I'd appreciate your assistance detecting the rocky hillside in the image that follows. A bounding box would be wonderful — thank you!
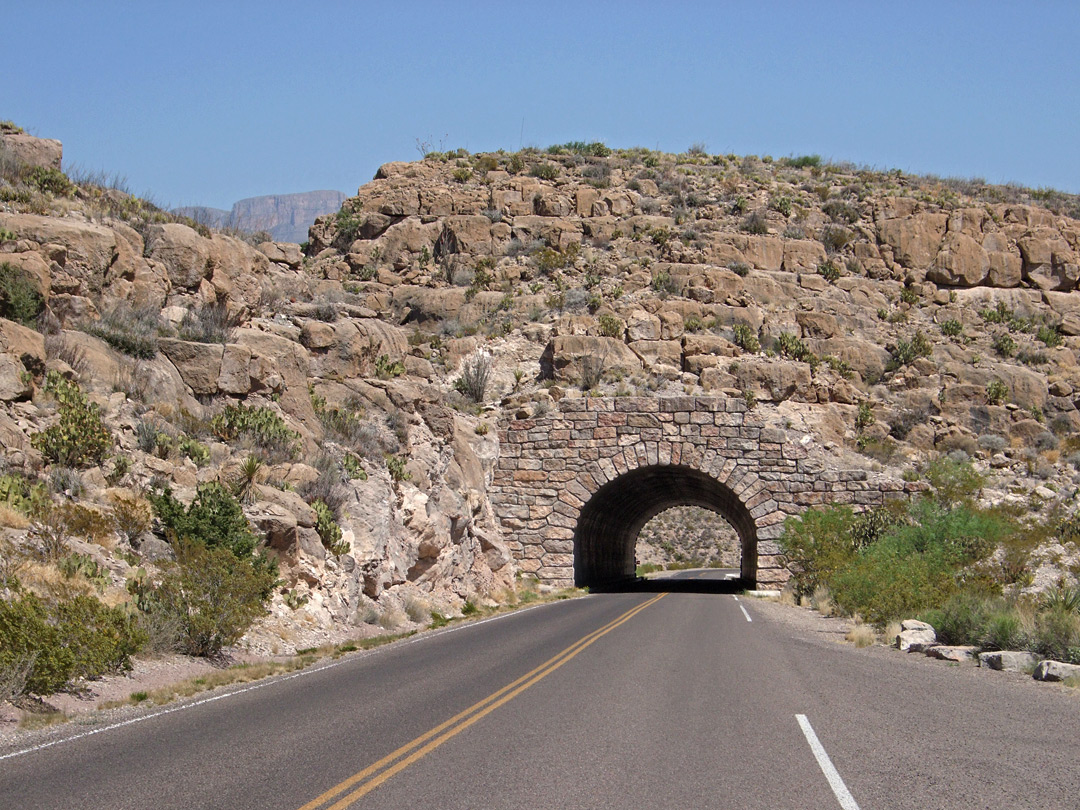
[176,190,347,243]
[2,132,1080,659]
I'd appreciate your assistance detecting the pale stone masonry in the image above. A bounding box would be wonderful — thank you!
[492,396,919,588]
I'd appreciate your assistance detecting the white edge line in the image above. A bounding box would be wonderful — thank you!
[738,604,753,622]
[732,595,739,602]
[796,714,861,810]
[0,598,563,763]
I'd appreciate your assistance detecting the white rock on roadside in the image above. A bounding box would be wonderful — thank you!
[1032,660,1080,682]
[978,651,1037,672]
[897,619,937,652]
[925,645,977,662]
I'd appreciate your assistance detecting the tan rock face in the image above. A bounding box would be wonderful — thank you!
[0,133,62,170]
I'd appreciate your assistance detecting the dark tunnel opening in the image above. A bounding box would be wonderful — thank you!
[573,465,758,589]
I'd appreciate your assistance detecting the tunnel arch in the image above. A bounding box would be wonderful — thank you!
[574,465,757,587]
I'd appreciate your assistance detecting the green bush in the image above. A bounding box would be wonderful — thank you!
[778,505,860,599]
[0,261,44,326]
[732,323,760,353]
[986,378,1009,406]
[26,166,74,197]
[149,482,259,560]
[940,319,963,337]
[0,590,145,697]
[992,332,1016,358]
[597,314,623,338]
[530,163,559,181]
[1033,608,1080,664]
[31,371,114,467]
[817,261,841,283]
[138,539,274,657]
[891,330,933,366]
[210,404,300,460]
[776,332,816,365]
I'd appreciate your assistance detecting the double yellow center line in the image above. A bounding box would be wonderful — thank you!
[298,593,667,810]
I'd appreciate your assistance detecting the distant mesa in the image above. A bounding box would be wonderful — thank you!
[176,190,347,243]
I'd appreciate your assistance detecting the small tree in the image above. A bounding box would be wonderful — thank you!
[143,539,275,658]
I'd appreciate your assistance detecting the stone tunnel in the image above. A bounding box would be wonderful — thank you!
[491,396,918,589]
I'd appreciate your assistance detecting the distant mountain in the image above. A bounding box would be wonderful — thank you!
[176,190,347,243]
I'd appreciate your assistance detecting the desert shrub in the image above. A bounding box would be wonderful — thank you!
[455,352,493,402]
[986,378,1009,405]
[1037,324,1063,348]
[817,260,841,283]
[0,590,145,697]
[177,300,237,344]
[924,457,985,506]
[940,319,963,337]
[385,454,411,482]
[26,166,74,197]
[918,591,999,645]
[0,261,44,326]
[778,505,860,599]
[31,371,114,467]
[0,472,49,517]
[732,323,760,353]
[109,492,153,543]
[980,607,1030,652]
[769,195,792,217]
[890,330,933,366]
[782,154,821,168]
[776,332,816,365]
[831,534,960,626]
[740,211,769,234]
[530,163,559,181]
[992,332,1016,358]
[1033,608,1080,664]
[312,499,348,555]
[149,482,259,560]
[820,225,852,253]
[178,435,210,466]
[81,304,160,358]
[137,539,274,658]
[210,404,300,460]
[547,141,611,157]
[597,314,623,338]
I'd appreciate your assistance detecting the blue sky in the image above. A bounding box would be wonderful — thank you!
[7,1,1079,209]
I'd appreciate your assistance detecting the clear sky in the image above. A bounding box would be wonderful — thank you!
[7,1,1079,210]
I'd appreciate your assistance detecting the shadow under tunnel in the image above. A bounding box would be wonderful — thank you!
[587,574,751,595]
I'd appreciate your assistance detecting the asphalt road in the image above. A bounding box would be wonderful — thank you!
[2,570,1078,809]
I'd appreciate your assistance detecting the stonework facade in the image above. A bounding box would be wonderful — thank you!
[492,396,919,588]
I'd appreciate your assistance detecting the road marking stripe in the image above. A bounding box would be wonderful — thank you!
[0,600,559,764]
[796,714,861,810]
[738,604,753,622]
[300,593,667,810]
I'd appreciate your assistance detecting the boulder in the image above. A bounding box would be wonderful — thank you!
[978,650,1037,672]
[878,212,948,274]
[732,358,813,403]
[927,232,989,287]
[925,645,977,663]
[1032,659,1080,682]
[540,335,642,383]
[0,133,62,170]
[897,619,937,652]
[159,338,224,395]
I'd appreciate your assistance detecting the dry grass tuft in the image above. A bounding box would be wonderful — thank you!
[846,623,876,648]
[0,504,29,529]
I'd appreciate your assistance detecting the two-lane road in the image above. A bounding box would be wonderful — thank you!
[3,571,1078,809]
